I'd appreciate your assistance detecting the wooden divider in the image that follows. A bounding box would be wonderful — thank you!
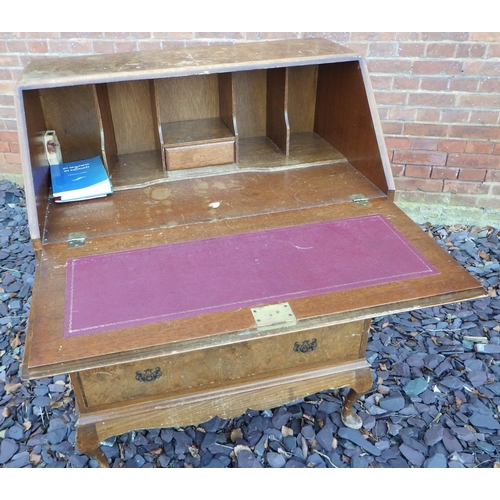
[22,60,390,203]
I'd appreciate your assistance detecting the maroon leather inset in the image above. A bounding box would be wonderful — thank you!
[64,215,438,337]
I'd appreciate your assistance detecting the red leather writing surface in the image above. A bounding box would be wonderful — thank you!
[64,215,438,337]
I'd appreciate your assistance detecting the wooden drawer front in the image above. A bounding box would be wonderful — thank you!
[165,140,235,170]
[78,320,366,409]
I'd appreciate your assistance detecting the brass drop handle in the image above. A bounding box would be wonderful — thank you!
[293,338,317,353]
[136,367,162,382]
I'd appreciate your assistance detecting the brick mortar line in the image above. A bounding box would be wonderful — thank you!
[1,55,498,72]
[3,47,499,56]
[369,71,500,78]
[1,35,499,45]
[383,119,500,127]
[378,111,500,119]
[421,122,500,128]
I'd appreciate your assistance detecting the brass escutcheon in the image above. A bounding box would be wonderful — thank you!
[293,338,317,353]
[135,367,162,383]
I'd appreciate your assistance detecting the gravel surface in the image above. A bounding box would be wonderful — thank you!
[1,179,499,468]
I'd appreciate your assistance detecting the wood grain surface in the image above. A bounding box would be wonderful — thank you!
[77,321,366,409]
[23,195,485,379]
[72,361,373,447]
[17,39,355,89]
[15,39,488,463]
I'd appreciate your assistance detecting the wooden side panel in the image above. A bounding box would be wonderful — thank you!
[107,80,157,155]
[315,61,389,193]
[233,70,267,139]
[218,73,236,135]
[288,65,318,133]
[218,72,239,164]
[156,74,219,124]
[94,83,117,173]
[148,80,162,152]
[20,89,50,239]
[150,80,167,171]
[39,85,102,163]
[266,67,289,155]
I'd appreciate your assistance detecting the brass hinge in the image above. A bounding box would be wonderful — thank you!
[68,232,86,248]
[350,193,371,207]
[251,302,297,330]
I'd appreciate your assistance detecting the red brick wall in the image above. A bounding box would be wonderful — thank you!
[1,32,499,215]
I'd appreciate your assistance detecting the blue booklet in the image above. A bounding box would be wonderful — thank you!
[50,156,113,203]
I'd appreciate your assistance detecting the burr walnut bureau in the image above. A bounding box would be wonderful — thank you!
[15,38,486,467]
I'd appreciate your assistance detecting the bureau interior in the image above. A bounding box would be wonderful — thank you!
[22,59,390,243]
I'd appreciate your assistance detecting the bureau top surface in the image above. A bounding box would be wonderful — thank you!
[16,38,356,89]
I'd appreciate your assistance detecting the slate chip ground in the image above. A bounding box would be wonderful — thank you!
[0,180,499,468]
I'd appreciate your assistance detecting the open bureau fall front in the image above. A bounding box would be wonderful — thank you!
[15,39,486,467]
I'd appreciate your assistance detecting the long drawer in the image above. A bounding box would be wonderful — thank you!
[77,320,368,409]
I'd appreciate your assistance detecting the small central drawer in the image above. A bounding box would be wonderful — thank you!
[77,320,367,409]
[165,140,235,171]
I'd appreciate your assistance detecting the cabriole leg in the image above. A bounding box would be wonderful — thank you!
[341,388,364,429]
[75,423,109,468]
[340,368,373,429]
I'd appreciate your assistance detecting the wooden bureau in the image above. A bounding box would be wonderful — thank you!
[15,38,486,467]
